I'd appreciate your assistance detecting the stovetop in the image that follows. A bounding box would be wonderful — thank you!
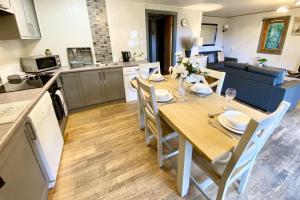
[0,74,54,93]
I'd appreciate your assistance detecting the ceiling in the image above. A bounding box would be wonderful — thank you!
[125,0,299,17]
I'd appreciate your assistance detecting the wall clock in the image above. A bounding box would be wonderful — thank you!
[181,18,188,27]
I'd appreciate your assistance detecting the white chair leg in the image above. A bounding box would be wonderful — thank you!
[145,126,151,146]
[238,161,255,193]
[216,182,229,200]
[157,140,163,167]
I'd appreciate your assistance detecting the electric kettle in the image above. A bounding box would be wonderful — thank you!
[121,51,131,62]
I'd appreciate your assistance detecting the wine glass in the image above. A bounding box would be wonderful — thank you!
[225,88,236,110]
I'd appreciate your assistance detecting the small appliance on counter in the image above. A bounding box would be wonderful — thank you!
[67,47,93,68]
[20,55,61,73]
[121,51,131,62]
[0,73,54,93]
[7,73,27,84]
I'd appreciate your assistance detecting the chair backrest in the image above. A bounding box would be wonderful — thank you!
[198,68,226,95]
[136,77,162,136]
[139,62,161,79]
[223,101,290,182]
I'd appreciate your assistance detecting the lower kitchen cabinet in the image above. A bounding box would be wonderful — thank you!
[103,68,125,101]
[60,68,125,110]
[60,73,85,110]
[0,122,48,200]
[80,71,106,105]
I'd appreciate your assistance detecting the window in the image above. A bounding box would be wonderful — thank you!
[201,23,218,46]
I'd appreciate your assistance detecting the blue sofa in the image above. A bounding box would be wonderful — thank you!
[208,61,300,112]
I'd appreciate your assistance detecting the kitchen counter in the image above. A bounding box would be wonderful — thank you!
[0,72,61,152]
[0,60,147,152]
[52,60,147,74]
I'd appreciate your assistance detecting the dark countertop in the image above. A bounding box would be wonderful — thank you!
[0,60,147,152]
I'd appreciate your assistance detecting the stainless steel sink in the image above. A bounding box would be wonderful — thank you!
[96,62,121,68]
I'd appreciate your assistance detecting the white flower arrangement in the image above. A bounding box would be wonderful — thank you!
[169,55,207,80]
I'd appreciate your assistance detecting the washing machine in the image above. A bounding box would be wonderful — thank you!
[123,66,139,102]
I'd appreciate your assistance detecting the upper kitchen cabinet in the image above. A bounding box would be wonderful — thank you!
[0,0,41,40]
[0,0,14,14]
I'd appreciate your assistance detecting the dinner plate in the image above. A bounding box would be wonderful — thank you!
[149,74,164,82]
[190,86,213,95]
[222,110,250,131]
[218,114,244,135]
[156,93,174,102]
[190,83,213,95]
[155,89,173,102]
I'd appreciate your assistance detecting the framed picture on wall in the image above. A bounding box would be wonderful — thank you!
[257,16,290,55]
[201,23,218,46]
[292,17,300,36]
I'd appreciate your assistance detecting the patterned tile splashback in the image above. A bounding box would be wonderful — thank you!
[86,0,113,63]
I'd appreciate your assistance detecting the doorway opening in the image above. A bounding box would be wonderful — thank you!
[146,10,177,75]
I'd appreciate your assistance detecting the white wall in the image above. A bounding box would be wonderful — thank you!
[106,0,203,62]
[0,0,94,82]
[200,16,227,52]
[223,8,300,71]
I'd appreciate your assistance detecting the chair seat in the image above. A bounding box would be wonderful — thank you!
[192,150,228,182]
[193,149,252,185]
[146,118,174,136]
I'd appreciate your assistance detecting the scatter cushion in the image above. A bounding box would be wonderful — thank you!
[218,51,225,62]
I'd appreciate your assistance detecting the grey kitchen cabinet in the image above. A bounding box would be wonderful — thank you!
[80,70,106,106]
[0,122,48,200]
[0,0,41,40]
[103,68,125,101]
[60,68,125,110]
[60,73,86,110]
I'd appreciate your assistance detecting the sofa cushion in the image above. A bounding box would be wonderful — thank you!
[225,62,248,70]
[223,67,277,85]
[247,66,285,85]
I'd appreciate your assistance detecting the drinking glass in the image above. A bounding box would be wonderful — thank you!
[225,88,236,110]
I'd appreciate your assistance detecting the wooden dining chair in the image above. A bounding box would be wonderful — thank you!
[191,101,290,200]
[198,68,226,96]
[139,62,161,79]
[136,77,178,167]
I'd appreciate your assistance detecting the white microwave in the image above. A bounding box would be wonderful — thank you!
[21,55,61,73]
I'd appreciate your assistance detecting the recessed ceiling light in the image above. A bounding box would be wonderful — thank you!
[276,5,289,13]
[184,4,223,12]
[296,0,300,6]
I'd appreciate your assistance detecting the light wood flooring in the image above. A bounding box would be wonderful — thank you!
[49,102,300,200]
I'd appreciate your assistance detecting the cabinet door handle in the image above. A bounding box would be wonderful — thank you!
[27,23,34,35]
[0,177,5,190]
[60,76,64,85]
[26,121,37,140]
[99,71,102,81]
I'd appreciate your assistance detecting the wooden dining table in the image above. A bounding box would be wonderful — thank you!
[131,77,267,197]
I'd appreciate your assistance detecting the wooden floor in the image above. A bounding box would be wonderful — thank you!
[49,102,300,200]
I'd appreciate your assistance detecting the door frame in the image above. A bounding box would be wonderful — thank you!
[145,9,178,66]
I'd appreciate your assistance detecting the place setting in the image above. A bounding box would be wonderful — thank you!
[155,88,176,104]
[189,83,213,97]
[207,88,251,138]
[148,73,165,82]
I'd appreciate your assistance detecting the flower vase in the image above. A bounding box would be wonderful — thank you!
[185,50,191,58]
[178,78,186,96]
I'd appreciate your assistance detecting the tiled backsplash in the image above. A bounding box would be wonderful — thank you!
[86,0,113,63]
